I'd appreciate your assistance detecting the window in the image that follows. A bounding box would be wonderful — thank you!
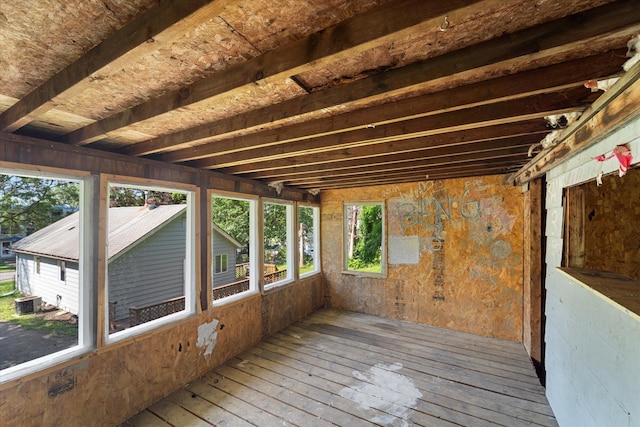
[344,202,385,275]
[211,193,257,302]
[1,241,10,256]
[264,201,294,288]
[106,182,195,342]
[0,170,87,383]
[563,168,640,279]
[298,205,320,276]
[59,261,66,282]
[215,254,228,273]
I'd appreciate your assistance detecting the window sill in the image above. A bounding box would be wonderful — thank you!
[341,270,387,279]
[557,267,640,318]
[211,289,260,307]
[0,345,91,385]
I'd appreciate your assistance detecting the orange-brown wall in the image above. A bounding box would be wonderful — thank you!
[321,176,524,341]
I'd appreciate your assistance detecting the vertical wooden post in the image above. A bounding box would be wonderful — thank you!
[523,177,545,383]
[563,186,585,268]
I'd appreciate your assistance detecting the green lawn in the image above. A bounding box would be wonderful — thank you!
[0,279,77,338]
[0,261,15,272]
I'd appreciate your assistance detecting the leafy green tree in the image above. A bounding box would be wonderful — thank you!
[263,202,287,265]
[109,187,144,207]
[298,206,315,265]
[212,197,251,261]
[0,175,79,235]
[352,204,382,267]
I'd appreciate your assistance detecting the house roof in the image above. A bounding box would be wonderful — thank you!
[1,1,637,191]
[11,205,187,261]
[213,224,242,249]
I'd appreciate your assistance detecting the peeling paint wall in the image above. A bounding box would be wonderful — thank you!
[321,175,524,341]
[544,117,640,427]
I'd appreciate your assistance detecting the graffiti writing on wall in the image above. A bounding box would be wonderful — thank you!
[389,180,515,252]
[388,179,519,290]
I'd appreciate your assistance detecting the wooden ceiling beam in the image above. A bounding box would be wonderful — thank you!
[187,87,595,169]
[290,160,520,188]
[512,59,640,184]
[279,147,530,184]
[221,121,547,174]
[127,0,638,158]
[123,50,625,157]
[243,136,538,180]
[0,0,227,133]
[65,0,484,146]
[299,167,512,190]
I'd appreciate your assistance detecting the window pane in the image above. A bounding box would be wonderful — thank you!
[1,173,80,371]
[212,195,254,300]
[264,202,292,287]
[107,185,190,335]
[344,203,384,274]
[299,205,319,275]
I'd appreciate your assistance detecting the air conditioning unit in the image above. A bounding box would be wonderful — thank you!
[15,296,42,314]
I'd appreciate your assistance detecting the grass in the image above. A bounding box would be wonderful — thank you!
[0,279,77,338]
[0,261,15,272]
[348,263,383,274]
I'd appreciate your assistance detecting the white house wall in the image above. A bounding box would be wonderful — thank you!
[108,215,186,322]
[16,254,79,315]
[545,117,640,426]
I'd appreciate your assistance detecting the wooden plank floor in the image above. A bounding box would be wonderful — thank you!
[123,309,557,426]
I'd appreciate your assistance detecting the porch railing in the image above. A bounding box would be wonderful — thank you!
[129,296,185,327]
[212,265,288,300]
[212,279,250,300]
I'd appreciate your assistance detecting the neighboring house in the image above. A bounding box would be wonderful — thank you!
[212,224,242,288]
[11,204,241,323]
[0,234,21,260]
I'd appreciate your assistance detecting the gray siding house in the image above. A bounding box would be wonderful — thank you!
[12,204,240,323]
[212,224,242,289]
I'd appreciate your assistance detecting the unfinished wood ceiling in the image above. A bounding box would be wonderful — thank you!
[1,0,638,191]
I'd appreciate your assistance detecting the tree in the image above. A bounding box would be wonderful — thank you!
[212,197,251,261]
[351,204,382,267]
[263,202,287,265]
[0,175,79,235]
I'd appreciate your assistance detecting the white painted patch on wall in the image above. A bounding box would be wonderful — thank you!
[339,362,422,426]
[196,319,219,357]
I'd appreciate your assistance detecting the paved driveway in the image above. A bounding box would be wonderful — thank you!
[0,270,15,282]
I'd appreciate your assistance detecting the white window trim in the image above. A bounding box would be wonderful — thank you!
[299,204,320,278]
[264,199,295,290]
[0,168,91,384]
[211,192,259,306]
[105,180,196,345]
[342,201,387,277]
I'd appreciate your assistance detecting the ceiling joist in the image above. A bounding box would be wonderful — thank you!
[1,0,638,192]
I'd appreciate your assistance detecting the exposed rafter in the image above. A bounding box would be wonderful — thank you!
[1,0,637,192]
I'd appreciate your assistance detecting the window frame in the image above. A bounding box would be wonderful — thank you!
[342,201,386,277]
[104,179,197,345]
[59,260,66,282]
[263,199,295,290]
[0,167,91,384]
[210,191,259,306]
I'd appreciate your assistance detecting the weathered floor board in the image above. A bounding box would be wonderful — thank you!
[123,309,557,427]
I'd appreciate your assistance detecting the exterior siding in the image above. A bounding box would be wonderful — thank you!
[212,228,238,288]
[545,117,640,427]
[108,214,186,322]
[16,254,80,314]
